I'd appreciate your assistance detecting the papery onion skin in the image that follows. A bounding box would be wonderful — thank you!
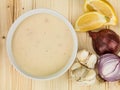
[89,29,120,55]
[97,53,120,82]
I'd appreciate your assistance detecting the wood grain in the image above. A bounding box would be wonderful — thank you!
[0,0,13,90]
[0,0,120,90]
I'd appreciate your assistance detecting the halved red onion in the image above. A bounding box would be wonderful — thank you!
[97,53,120,82]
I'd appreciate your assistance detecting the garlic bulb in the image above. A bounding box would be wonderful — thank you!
[77,49,97,68]
[77,70,96,86]
[71,62,96,85]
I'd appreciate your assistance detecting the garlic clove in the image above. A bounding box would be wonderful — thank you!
[71,66,87,81]
[77,78,96,86]
[79,66,88,78]
[87,54,97,68]
[77,49,89,62]
[84,69,96,80]
[77,49,97,69]
[72,68,81,80]
[71,62,82,80]
[71,65,96,80]
[78,69,96,86]
[71,62,81,71]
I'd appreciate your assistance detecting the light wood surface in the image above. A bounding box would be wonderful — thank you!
[0,0,120,90]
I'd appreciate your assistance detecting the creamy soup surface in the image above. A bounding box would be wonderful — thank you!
[12,13,73,77]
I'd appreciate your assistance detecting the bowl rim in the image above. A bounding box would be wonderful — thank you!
[6,8,78,80]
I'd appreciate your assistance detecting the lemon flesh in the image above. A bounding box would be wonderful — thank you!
[84,0,118,25]
[75,12,107,32]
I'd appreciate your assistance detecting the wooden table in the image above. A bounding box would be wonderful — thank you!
[0,0,120,90]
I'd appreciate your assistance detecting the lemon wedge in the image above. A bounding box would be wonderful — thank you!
[84,0,118,25]
[75,12,107,32]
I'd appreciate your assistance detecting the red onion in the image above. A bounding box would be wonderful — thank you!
[97,53,120,82]
[89,29,120,55]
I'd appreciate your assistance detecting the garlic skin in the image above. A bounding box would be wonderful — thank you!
[77,69,96,86]
[71,62,82,71]
[77,50,97,68]
[71,62,96,85]
[87,54,97,68]
[77,78,96,86]
[77,50,89,61]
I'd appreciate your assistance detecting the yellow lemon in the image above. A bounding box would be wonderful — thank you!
[75,12,107,32]
[84,0,118,25]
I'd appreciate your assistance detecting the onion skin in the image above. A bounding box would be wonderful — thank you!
[97,53,120,82]
[89,29,120,55]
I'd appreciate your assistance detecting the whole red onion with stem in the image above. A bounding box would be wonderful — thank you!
[89,29,120,55]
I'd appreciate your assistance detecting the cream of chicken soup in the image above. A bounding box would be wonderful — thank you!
[12,13,74,77]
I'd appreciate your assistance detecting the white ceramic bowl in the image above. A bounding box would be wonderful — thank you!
[6,9,78,80]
